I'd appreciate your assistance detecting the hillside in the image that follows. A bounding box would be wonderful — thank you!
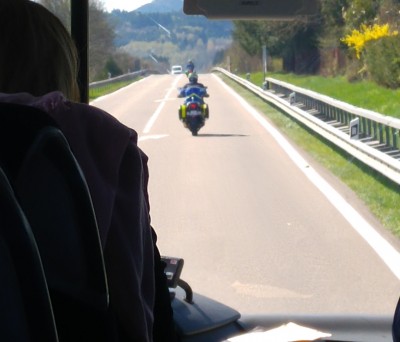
[107,3,232,72]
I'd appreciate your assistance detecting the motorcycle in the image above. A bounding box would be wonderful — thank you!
[185,62,195,76]
[178,85,209,136]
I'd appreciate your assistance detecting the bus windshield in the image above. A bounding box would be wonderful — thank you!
[7,1,400,341]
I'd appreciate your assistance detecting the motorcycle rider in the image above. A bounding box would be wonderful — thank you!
[178,72,209,120]
[179,72,206,94]
[185,59,195,75]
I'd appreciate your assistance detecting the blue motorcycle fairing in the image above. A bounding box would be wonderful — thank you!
[179,85,208,102]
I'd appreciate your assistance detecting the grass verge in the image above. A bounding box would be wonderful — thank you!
[89,79,139,101]
[247,72,400,118]
[221,74,400,235]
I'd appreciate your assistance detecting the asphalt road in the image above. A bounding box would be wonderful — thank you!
[92,73,400,316]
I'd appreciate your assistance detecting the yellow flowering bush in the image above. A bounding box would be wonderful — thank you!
[341,24,398,59]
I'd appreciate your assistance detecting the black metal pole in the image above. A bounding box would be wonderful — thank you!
[71,0,89,103]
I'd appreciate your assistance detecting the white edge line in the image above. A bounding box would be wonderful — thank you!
[213,74,400,280]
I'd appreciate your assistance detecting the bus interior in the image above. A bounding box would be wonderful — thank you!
[1,0,399,341]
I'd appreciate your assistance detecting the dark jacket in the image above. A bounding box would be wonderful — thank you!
[0,91,176,342]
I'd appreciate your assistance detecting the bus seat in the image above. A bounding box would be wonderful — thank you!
[0,167,58,342]
[0,103,110,342]
[393,297,400,341]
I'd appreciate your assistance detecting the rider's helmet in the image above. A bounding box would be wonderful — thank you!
[188,72,198,84]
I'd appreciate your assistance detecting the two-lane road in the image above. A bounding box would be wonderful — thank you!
[93,73,400,316]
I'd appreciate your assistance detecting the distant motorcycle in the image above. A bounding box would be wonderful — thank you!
[185,61,195,76]
[178,85,209,136]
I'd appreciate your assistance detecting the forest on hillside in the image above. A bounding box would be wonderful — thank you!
[108,10,233,73]
[38,0,232,79]
[39,0,400,89]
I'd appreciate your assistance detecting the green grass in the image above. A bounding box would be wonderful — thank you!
[222,73,400,235]
[89,79,138,100]
[246,72,400,118]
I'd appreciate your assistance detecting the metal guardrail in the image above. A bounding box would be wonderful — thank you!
[89,70,147,97]
[213,67,400,185]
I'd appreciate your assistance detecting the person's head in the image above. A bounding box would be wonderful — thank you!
[0,0,80,101]
[188,72,198,84]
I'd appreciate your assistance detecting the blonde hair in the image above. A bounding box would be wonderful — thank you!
[0,0,80,101]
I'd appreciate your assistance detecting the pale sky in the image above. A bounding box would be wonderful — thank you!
[101,0,152,12]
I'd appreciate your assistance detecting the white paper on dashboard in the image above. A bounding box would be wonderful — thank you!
[227,322,332,342]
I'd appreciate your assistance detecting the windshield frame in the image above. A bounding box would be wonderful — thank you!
[71,0,88,104]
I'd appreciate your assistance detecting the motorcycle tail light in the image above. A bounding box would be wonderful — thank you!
[189,103,198,110]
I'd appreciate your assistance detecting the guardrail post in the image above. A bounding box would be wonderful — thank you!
[379,123,384,144]
[361,117,366,138]
[385,126,390,146]
[367,120,372,137]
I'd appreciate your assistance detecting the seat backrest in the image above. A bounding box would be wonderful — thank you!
[393,297,400,341]
[0,167,58,342]
[0,102,109,342]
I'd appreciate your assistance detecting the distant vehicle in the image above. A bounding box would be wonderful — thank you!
[171,65,183,74]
